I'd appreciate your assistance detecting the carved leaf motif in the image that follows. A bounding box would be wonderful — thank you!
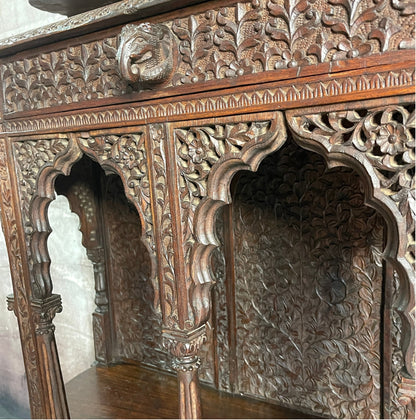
[266,0,319,67]
[232,143,384,417]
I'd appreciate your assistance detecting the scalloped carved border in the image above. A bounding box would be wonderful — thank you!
[286,100,415,414]
[3,66,414,134]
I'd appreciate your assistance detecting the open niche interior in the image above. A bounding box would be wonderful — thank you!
[52,134,386,419]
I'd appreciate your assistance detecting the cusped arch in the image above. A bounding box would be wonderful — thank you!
[285,100,415,383]
[20,131,157,308]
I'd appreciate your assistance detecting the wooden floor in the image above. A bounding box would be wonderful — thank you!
[66,363,320,419]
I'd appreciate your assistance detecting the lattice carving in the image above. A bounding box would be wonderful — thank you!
[2,0,414,113]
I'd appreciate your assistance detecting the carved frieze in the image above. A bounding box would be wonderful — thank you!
[3,67,414,134]
[2,0,414,114]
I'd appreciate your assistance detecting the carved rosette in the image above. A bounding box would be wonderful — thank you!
[287,101,415,416]
[173,112,287,329]
[75,130,159,309]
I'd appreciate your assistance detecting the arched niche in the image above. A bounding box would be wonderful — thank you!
[11,130,163,368]
[183,102,414,418]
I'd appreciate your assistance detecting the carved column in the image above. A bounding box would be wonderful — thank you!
[163,327,206,419]
[31,295,69,418]
[55,166,114,365]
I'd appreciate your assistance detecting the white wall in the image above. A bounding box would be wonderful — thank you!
[0,0,62,40]
[0,2,95,416]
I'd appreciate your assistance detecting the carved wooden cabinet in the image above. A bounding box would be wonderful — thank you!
[0,0,414,418]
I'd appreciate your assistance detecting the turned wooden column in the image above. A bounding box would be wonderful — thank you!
[163,327,206,419]
[7,294,69,418]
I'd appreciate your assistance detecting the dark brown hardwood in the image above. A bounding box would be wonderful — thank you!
[0,0,414,418]
[66,363,320,419]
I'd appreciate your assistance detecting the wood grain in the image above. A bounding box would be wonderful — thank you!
[66,363,320,419]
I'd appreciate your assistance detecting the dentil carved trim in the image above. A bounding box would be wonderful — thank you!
[287,101,415,396]
[116,23,176,86]
[75,130,159,309]
[172,112,287,329]
[3,67,414,134]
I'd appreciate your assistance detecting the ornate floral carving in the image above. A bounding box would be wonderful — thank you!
[2,0,414,113]
[116,23,175,86]
[76,130,159,306]
[13,136,82,299]
[287,101,415,411]
[173,112,286,329]
[0,138,43,417]
[102,174,168,369]
[2,37,128,114]
[4,66,414,134]
[231,142,384,418]
[147,124,178,327]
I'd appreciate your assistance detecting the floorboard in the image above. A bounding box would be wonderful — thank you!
[66,363,321,419]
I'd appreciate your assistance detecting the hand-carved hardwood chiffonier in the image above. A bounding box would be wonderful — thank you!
[0,0,414,418]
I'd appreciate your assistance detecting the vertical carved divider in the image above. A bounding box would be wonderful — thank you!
[10,134,84,418]
[159,111,287,418]
[0,136,45,418]
[286,98,415,418]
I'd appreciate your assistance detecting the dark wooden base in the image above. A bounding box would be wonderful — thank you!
[66,363,320,419]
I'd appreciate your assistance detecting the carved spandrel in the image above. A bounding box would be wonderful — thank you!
[172,112,287,330]
[75,131,159,311]
[12,136,83,300]
[2,0,414,114]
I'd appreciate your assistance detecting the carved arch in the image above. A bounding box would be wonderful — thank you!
[285,99,415,411]
[173,112,287,328]
[13,130,158,308]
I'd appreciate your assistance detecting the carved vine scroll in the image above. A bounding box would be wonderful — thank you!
[287,101,415,416]
[2,0,414,114]
[171,111,287,330]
